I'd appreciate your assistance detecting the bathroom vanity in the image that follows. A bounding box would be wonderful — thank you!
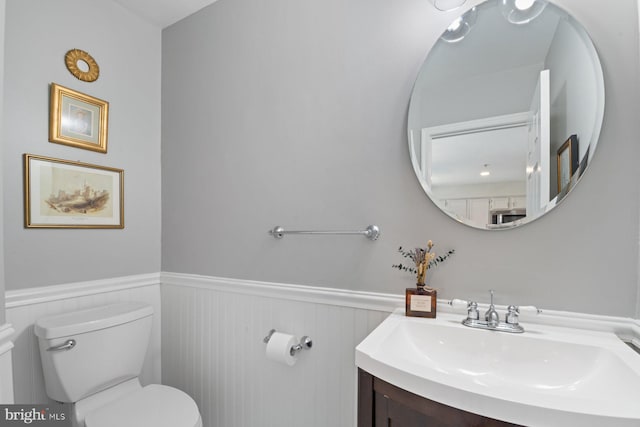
[355,309,640,427]
[358,369,516,426]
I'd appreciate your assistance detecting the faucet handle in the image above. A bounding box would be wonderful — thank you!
[505,305,519,325]
[448,299,469,310]
[518,306,542,315]
[466,301,479,320]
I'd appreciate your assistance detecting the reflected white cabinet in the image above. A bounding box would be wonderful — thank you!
[444,195,526,226]
[509,196,526,209]
[444,199,467,220]
[468,199,490,226]
[490,196,526,211]
[489,197,509,211]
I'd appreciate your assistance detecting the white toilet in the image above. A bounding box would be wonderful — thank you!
[34,302,202,427]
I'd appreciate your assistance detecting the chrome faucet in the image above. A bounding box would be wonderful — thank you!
[484,290,500,328]
[451,291,540,334]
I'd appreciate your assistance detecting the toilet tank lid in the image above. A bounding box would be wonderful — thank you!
[34,302,153,339]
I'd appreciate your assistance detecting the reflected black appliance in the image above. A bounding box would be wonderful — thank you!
[490,208,526,225]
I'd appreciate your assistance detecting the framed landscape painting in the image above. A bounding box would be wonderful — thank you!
[24,154,124,228]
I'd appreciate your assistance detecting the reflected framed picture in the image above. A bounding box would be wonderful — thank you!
[24,154,124,229]
[556,134,579,193]
[49,83,109,153]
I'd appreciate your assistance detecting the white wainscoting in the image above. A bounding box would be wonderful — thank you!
[161,273,402,427]
[5,271,638,426]
[6,273,162,404]
[0,323,15,403]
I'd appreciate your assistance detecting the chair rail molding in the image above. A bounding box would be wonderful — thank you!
[5,272,161,308]
[161,272,640,337]
[161,272,404,312]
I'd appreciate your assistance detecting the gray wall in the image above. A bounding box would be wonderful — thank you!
[413,62,543,128]
[637,0,640,320]
[0,0,6,323]
[546,18,601,197]
[162,0,640,317]
[2,0,162,290]
[546,18,600,161]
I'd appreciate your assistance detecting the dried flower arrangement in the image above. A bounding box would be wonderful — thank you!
[392,240,454,287]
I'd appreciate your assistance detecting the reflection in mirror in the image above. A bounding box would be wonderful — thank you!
[408,0,604,230]
[430,0,468,12]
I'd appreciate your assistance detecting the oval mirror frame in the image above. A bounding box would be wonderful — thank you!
[407,0,604,230]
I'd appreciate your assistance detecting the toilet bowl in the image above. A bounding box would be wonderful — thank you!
[34,302,202,427]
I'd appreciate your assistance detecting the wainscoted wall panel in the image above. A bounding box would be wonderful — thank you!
[6,275,162,404]
[161,275,395,427]
[0,324,15,403]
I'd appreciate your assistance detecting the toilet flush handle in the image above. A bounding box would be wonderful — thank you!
[47,339,76,351]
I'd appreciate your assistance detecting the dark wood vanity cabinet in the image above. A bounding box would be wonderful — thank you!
[358,369,520,427]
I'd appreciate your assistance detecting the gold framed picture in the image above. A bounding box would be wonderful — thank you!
[24,154,124,229]
[49,83,109,153]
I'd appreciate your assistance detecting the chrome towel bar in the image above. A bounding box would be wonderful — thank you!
[268,225,380,241]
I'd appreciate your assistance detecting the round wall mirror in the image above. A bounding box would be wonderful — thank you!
[407,0,604,230]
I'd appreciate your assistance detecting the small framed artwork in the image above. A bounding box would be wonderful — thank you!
[24,154,124,229]
[49,83,109,153]
[556,134,579,193]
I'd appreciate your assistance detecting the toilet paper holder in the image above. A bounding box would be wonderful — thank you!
[263,329,313,356]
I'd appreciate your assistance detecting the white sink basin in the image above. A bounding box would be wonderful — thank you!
[356,310,640,427]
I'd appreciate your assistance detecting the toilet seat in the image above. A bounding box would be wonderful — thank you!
[85,384,202,427]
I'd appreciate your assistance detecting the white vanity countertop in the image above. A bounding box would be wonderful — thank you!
[355,309,640,427]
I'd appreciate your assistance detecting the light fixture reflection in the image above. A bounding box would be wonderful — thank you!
[500,0,548,25]
[430,0,467,12]
[440,7,478,43]
[515,0,535,9]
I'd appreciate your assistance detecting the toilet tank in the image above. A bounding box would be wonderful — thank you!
[34,302,154,403]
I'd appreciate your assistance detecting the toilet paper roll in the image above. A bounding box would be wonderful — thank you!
[266,332,298,366]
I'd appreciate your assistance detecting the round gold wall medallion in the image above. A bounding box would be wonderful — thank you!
[65,49,100,82]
